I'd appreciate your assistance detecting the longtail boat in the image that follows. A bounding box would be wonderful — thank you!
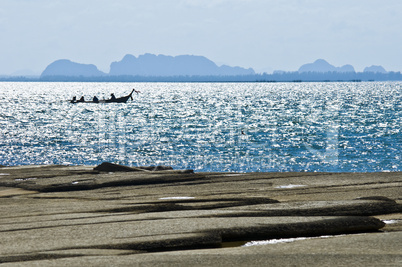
[70,89,139,103]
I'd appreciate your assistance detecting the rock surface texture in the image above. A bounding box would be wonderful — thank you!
[0,164,401,266]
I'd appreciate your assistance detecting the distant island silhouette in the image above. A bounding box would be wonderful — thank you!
[363,65,387,74]
[298,59,355,73]
[40,54,254,79]
[41,59,106,77]
[1,54,401,82]
[109,54,255,76]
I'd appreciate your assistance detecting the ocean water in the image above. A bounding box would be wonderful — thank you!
[0,82,401,172]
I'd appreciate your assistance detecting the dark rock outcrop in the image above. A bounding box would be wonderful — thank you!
[93,162,174,172]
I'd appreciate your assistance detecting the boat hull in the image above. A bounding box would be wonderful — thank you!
[70,90,134,104]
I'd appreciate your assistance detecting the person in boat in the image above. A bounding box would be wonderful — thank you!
[70,96,77,103]
[110,93,116,101]
[78,96,85,102]
[93,96,99,103]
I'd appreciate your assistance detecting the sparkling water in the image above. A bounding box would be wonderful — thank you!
[0,82,401,172]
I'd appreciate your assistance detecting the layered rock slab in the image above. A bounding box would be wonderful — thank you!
[0,164,401,265]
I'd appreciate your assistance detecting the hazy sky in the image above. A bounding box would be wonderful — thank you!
[1,0,401,75]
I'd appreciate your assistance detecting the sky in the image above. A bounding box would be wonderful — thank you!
[1,0,402,75]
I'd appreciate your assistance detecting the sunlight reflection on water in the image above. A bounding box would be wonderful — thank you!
[0,82,401,172]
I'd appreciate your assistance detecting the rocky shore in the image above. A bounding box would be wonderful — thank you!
[0,163,401,266]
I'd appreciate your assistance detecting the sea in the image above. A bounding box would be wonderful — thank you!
[0,82,401,173]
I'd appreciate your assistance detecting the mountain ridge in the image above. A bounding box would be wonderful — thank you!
[39,55,390,79]
[41,54,255,78]
[363,65,387,73]
[298,59,356,73]
[41,59,106,77]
